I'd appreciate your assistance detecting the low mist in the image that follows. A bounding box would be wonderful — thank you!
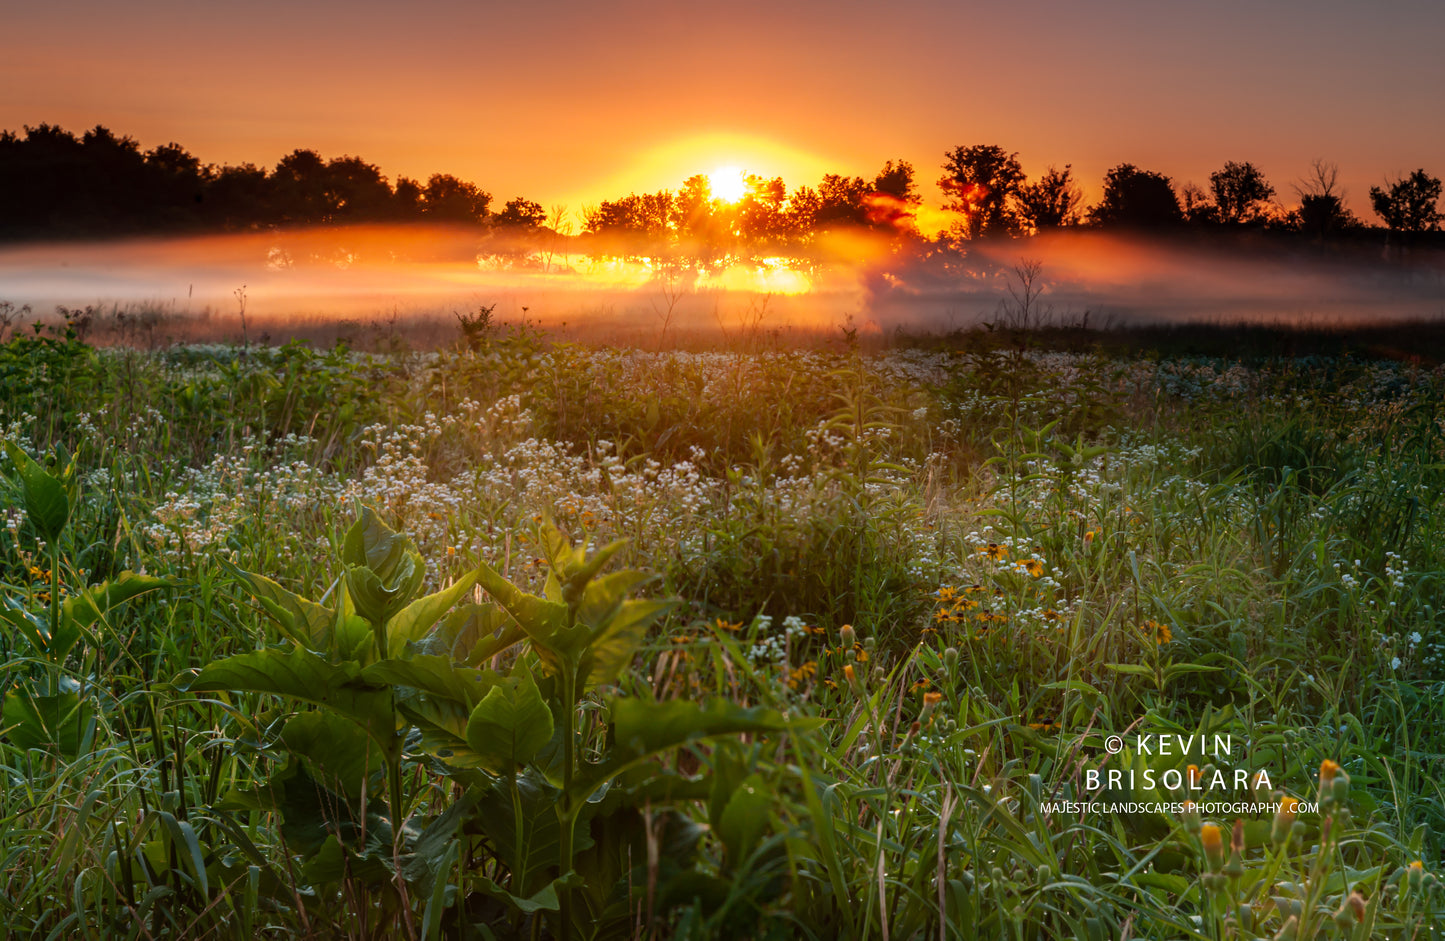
[1,225,1441,346]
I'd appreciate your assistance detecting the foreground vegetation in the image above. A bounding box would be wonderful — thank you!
[2,316,1443,938]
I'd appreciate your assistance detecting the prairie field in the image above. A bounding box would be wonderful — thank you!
[1,314,1443,939]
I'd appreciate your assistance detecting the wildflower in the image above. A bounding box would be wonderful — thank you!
[1272,795,1299,845]
[1142,619,1172,645]
[921,690,943,723]
[1022,559,1044,577]
[1390,656,1401,670]
[1083,529,1097,543]
[912,677,932,691]
[714,618,743,632]
[1200,822,1224,871]
[840,624,856,647]
[1186,764,1200,789]
[844,663,863,694]
[936,585,956,602]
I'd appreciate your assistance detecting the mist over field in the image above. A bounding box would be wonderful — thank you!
[2,224,1441,343]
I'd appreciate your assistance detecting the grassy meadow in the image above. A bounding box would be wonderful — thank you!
[1,311,1443,939]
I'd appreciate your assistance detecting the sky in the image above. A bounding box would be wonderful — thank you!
[4,0,1444,217]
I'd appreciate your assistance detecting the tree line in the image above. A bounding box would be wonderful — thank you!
[1,124,1440,255]
[0,124,541,237]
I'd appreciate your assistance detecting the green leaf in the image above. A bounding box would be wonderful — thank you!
[177,647,396,754]
[385,569,480,657]
[280,710,384,805]
[2,689,92,757]
[716,772,772,865]
[363,655,496,709]
[54,572,173,661]
[571,698,810,804]
[576,570,654,628]
[474,562,570,653]
[346,559,424,632]
[560,538,628,604]
[1104,663,1156,678]
[465,665,554,774]
[341,507,411,577]
[225,563,333,649]
[2,441,72,543]
[583,599,674,688]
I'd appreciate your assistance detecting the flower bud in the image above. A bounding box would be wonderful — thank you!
[1181,800,1201,834]
[1201,822,1224,871]
[920,690,943,723]
[840,624,856,648]
[844,663,863,695]
[943,646,959,672]
[1272,796,1299,845]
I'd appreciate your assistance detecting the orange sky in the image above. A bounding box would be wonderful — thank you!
[4,0,1443,220]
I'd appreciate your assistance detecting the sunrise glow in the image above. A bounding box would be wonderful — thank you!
[707,167,748,203]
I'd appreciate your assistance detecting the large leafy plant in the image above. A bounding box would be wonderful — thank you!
[2,441,170,758]
[177,509,808,938]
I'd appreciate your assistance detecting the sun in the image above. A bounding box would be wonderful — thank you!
[707,166,748,203]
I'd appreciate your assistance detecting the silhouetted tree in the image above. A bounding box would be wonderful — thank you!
[271,149,341,224]
[1015,164,1082,231]
[495,197,546,228]
[1178,182,1219,224]
[939,145,1024,238]
[1209,161,1276,224]
[1370,169,1442,234]
[584,191,673,240]
[394,176,424,218]
[324,155,393,221]
[1292,159,1357,239]
[873,160,920,204]
[785,185,824,238]
[423,173,491,223]
[734,175,789,245]
[206,163,271,229]
[1090,164,1183,228]
[813,174,872,229]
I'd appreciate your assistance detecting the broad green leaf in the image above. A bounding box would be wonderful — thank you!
[280,710,383,805]
[560,538,628,603]
[576,570,654,628]
[716,773,772,865]
[177,647,396,753]
[54,572,173,661]
[3,441,72,543]
[224,563,332,649]
[2,689,92,757]
[346,559,424,631]
[474,562,570,651]
[385,569,480,657]
[475,875,562,914]
[363,655,496,709]
[341,507,410,576]
[571,698,812,804]
[421,603,520,665]
[583,599,674,688]
[0,603,49,655]
[465,665,553,773]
